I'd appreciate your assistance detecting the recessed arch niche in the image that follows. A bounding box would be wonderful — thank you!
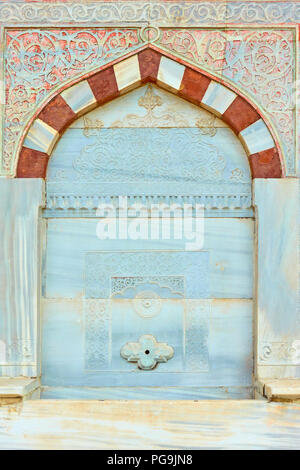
[41,79,254,399]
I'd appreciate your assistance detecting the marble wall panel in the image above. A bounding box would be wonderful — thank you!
[0,179,44,377]
[254,179,299,379]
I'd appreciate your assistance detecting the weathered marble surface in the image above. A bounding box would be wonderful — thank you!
[254,179,299,378]
[0,400,300,450]
[42,210,253,396]
[0,179,44,377]
[262,379,300,402]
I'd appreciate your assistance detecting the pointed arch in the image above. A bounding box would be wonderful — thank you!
[16,46,284,179]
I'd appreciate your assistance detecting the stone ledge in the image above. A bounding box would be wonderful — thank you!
[259,379,300,402]
[0,378,40,403]
[1,400,300,449]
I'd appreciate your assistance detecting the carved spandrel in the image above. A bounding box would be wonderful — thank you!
[3,27,296,176]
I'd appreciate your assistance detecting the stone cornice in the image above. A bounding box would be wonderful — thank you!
[0,2,299,26]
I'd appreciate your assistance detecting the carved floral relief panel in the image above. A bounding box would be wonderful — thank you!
[46,85,252,213]
[159,29,296,175]
[2,26,297,176]
[3,28,144,174]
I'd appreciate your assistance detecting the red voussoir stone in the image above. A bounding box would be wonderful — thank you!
[138,49,161,83]
[16,147,49,178]
[178,68,211,105]
[249,148,283,178]
[223,96,260,134]
[88,67,119,104]
[38,94,76,133]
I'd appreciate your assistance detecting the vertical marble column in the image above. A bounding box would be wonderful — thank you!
[0,179,44,377]
[0,26,4,175]
[254,178,300,380]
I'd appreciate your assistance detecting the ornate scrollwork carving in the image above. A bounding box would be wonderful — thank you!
[159,29,295,174]
[259,341,300,365]
[1,3,299,25]
[3,28,143,173]
[2,25,296,175]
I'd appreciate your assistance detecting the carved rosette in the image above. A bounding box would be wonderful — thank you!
[121,334,174,370]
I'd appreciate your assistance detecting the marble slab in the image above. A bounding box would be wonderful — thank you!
[0,179,44,377]
[41,386,253,400]
[44,218,254,299]
[0,378,40,397]
[1,400,300,450]
[254,179,299,378]
[46,127,251,187]
[41,298,252,391]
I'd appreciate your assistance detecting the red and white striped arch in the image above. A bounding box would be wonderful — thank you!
[16,47,284,179]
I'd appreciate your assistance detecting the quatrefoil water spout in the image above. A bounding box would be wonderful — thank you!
[120,334,174,370]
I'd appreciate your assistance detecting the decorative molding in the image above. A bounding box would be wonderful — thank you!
[259,341,300,365]
[45,192,252,213]
[111,276,185,299]
[185,300,210,372]
[0,3,300,25]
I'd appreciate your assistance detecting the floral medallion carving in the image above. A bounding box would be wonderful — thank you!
[70,86,250,185]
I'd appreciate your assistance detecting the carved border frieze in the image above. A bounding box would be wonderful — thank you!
[0,2,300,26]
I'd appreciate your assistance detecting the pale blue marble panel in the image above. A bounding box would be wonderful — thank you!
[44,218,253,299]
[41,299,252,390]
[0,179,44,377]
[41,386,253,400]
[45,84,252,215]
[84,251,209,299]
[254,179,299,376]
